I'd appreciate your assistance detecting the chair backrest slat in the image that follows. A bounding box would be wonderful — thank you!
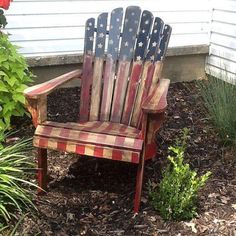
[110,6,141,123]
[90,13,108,121]
[79,6,172,127]
[121,10,154,125]
[130,17,164,127]
[100,8,123,121]
[136,23,172,128]
[80,18,95,122]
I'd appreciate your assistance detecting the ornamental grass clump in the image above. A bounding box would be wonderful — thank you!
[0,136,37,226]
[149,129,211,220]
[199,74,236,145]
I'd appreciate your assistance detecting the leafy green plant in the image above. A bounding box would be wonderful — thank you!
[0,136,37,225]
[149,129,211,220]
[0,33,33,138]
[199,74,236,145]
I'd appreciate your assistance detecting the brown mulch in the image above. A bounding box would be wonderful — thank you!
[14,81,236,235]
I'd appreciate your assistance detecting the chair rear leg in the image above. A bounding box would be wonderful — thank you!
[37,148,47,194]
[134,153,145,213]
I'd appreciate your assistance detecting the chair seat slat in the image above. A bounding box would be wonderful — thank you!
[34,136,140,163]
[35,125,143,152]
[43,120,141,138]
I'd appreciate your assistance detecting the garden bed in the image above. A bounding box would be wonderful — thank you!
[15,81,236,235]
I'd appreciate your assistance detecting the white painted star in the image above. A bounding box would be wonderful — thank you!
[145,20,149,24]
[100,24,104,27]
[136,56,141,61]
[154,29,157,33]
[110,25,113,29]
[125,19,129,24]
[97,43,103,48]
[150,55,154,60]
[88,22,92,26]
[109,39,113,44]
[152,41,157,47]
[131,12,135,16]
[89,36,93,41]
[116,18,120,22]
[124,41,129,47]
[99,33,104,38]
[154,22,157,26]
[142,29,145,33]
[157,48,162,54]
[87,27,90,31]
[165,25,168,29]
[129,28,133,32]
[138,42,143,47]
[143,13,146,17]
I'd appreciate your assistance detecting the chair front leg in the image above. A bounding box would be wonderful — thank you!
[134,151,145,213]
[37,148,48,194]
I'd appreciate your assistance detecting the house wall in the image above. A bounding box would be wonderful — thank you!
[206,0,236,81]
[5,0,210,57]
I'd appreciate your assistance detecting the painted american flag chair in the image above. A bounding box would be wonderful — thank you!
[24,6,171,213]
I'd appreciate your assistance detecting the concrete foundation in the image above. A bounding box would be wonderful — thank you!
[28,45,209,85]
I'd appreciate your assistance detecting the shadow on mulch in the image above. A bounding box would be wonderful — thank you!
[12,81,236,236]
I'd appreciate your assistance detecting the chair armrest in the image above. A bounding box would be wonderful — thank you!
[142,78,170,114]
[24,69,82,99]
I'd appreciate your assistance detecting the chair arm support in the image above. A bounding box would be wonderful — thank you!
[142,78,170,114]
[25,95,47,128]
[24,69,82,99]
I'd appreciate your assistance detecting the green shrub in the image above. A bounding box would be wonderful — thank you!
[0,136,37,225]
[199,75,236,144]
[149,129,211,220]
[0,33,33,138]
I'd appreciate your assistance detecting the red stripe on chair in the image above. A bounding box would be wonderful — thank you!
[59,128,70,138]
[76,144,85,155]
[100,57,115,121]
[131,153,140,164]
[79,54,93,122]
[122,62,142,125]
[112,149,123,161]
[38,138,48,148]
[94,146,104,157]
[110,61,130,123]
[57,141,67,152]
[41,126,53,136]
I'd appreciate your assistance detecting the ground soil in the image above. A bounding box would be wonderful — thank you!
[13,81,236,235]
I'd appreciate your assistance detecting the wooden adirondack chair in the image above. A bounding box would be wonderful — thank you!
[24,6,171,213]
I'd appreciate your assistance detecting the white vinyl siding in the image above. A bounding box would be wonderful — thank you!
[206,0,236,81]
[4,0,210,57]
